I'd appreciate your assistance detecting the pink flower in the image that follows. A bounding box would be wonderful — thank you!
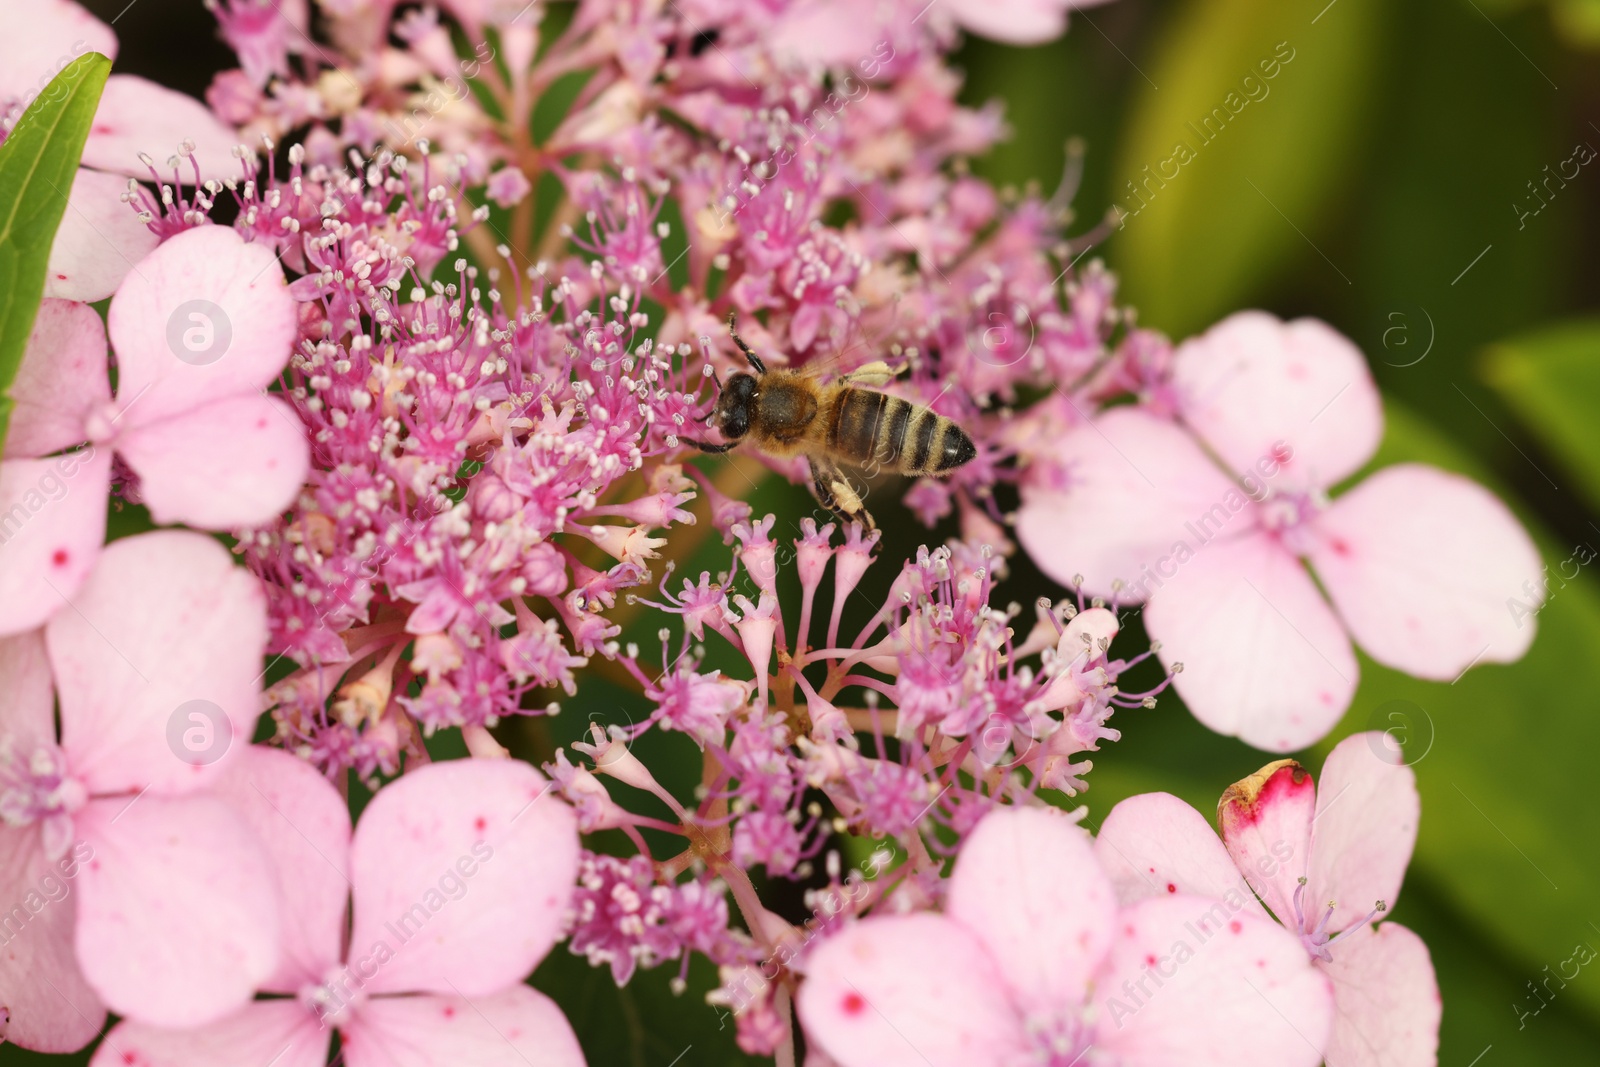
[3,0,242,301]
[1095,732,1440,1067]
[92,746,585,1067]
[797,805,1333,1067]
[1016,311,1543,750]
[0,226,308,636]
[0,531,279,1051]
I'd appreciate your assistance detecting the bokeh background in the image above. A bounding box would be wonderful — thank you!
[11,0,1600,1063]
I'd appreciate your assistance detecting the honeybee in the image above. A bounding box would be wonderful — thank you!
[684,316,977,530]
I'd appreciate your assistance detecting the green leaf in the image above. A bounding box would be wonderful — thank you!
[0,52,111,448]
[1108,0,1386,337]
[1482,318,1600,512]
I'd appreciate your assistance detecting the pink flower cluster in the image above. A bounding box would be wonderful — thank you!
[0,0,1549,1063]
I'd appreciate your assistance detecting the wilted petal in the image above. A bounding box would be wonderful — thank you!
[347,759,579,997]
[1095,792,1268,920]
[6,298,108,458]
[116,394,308,529]
[946,805,1113,1011]
[1144,533,1357,751]
[1093,895,1333,1067]
[341,986,586,1067]
[89,1001,330,1067]
[1173,311,1383,492]
[1218,760,1315,927]
[1321,922,1440,1067]
[106,225,296,427]
[208,746,349,993]
[797,913,1024,1067]
[1308,463,1543,680]
[44,169,158,304]
[80,76,242,184]
[1016,407,1239,600]
[74,794,279,1028]
[48,531,267,796]
[0,825,104,1053]
[1306,733,1419,933]
[0,452,111,638]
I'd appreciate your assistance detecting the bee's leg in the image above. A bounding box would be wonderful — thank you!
[680,438,738,454]
[726,313,768,374]
[807,456,877,532]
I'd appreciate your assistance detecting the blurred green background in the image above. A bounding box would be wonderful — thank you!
[10,0,1600,1064]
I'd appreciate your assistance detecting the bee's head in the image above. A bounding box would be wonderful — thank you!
[713,372,759,440]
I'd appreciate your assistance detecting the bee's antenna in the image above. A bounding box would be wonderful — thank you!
[726,313,767,374]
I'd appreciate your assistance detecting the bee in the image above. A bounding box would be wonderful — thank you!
[683,316,977,530]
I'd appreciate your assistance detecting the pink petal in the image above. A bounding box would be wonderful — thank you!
[48,530,267,796]
[0,451,111,638]
[1173,311,1383,491]
[347,759,579,997]
[6,298,108,457]
[947,0,1093,44]
[1094,792,1269,920]
[1307,463,1543,679]
[0,0,116,106]
[945,805,1113,1011]
[1320,922,1440,1067]
[1015,407,1239,600]
[1306,733,1419,933]
[796,913,1024,1067]
[0,825,105,1053]
[1093,895,1333,1067]
[207,746,350,993]
[0,628,55,745]
[106,224,296,427]
[116,394,309,528]
[341,986,586,1067]
[74,794,279,1028]
[1144,532,1357,751]
[1218,761,1315,928]
[80,76,242,184]
[90,1001,331,1067]
[45,168,159,304]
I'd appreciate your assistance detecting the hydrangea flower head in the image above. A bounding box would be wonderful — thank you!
[0,532,278,1049]
[1017,311,1543,750]
[91,746,584,1067]
[797,805,1334,1067]
[1095,732,1440,1067]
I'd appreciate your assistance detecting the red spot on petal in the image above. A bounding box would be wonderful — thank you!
[56,273,69,280]
[1230,920,1243,934]
[93,125,114,135]
[443,1006,455,1018]
[1145,953,1157,966]
[257,417,268,429]
[474,816,487,832]
[51,548,69,567]
[1124,924,1136,937]
[1166,883,1177,894]
[842,992,865,1016]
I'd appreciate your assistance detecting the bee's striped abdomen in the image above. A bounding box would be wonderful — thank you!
[829,387,977,477]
